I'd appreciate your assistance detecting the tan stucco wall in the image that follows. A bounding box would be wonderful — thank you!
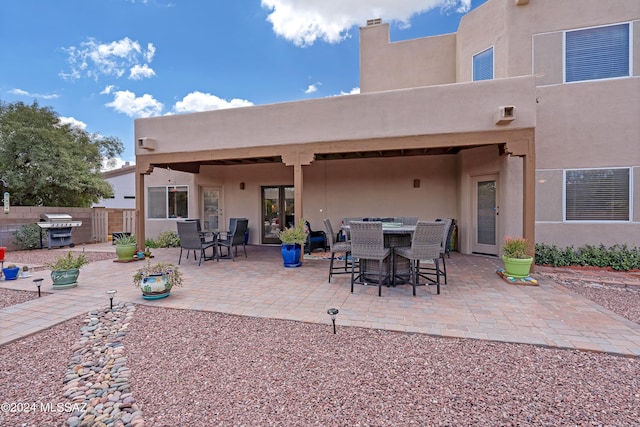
[360,23,456,93]
[135,76,536,157]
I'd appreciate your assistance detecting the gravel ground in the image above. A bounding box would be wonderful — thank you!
[1,254,640,426]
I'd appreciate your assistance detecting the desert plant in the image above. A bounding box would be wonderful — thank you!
[502,236,531,259]
[278,220,308,245]
[13,223,43,250]
[154,230,181,248]
[114,234,137,245]
[46,252,89,270]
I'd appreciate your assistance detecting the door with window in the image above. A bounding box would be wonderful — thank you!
[201,187,222,231]
[262,186,294,244]
[472,174,499,255]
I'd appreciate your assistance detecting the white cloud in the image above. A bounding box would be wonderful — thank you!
[129,64,156,80]
[305,83,320,94]
[102,157,135,172]
[339,87,360,96]
[105,90,163,118]
[101,85,116,95]
[173,91,253,113]
[9,88,59,99]
[58,116,87,130]
[60,37,156,81]
[261,0,471,46]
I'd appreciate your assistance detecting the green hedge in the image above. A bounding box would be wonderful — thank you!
[535,243,640,271]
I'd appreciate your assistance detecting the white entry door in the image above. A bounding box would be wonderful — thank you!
[471,174,499,255]
[201,187,223,231]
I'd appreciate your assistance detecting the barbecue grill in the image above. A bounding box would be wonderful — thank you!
[37,213,82,249]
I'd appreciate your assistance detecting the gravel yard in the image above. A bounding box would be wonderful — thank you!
[1,252,639,426]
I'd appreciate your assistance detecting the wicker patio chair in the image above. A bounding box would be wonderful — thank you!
[394,221,446,295]
[217,218,248,261]
[394,216,418,225]
[434,218,453,284]
[176,221,217,266]
[349,221,392,297]
[323,219,352,283]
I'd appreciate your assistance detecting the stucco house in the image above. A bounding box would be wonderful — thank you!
[133,0,639,256]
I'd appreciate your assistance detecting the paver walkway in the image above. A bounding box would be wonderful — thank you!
[1,244,639,357]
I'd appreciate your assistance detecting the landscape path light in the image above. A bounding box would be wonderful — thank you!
[33,278,43,297]
[106,289,117,310]
[327,308,339,334]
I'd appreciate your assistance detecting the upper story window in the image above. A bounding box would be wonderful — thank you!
[473,47,494,81]
[565,23,630,83]
[565,168,630,221]
[148,185,189,219]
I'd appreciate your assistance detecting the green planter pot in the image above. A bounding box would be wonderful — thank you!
[116,243,137,260]
[51,268,80,289]
[502,256,533,278]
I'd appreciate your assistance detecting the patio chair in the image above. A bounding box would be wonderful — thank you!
[434,218,454,284]
[323,219,352,283]
[176,221,217,266]
[394,216,418,225]
[349,221,392,297]
[394,221,446,295]
[217,218,248,260]
[304,220,327,254]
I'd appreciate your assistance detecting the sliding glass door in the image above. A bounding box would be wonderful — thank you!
[261,186,294,244]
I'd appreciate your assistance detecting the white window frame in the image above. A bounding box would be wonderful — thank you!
[472,46,494,81]
[147,185,190,219]
[563,167,632,223]
[563,22,632,84]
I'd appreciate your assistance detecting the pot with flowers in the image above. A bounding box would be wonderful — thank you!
[501,236,534,278]
[133,261,183,300]
[278,220,309,268]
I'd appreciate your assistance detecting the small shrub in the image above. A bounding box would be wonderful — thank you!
[13,224,43,250]
[535,242,640,271]
[155,231,180,248]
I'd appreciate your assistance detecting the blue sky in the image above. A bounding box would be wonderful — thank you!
[0,0,487,169]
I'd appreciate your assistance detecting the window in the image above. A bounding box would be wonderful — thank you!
[473,47,493,81]
[565,23,630,83]
[565,168,630,221]
[148,186,189,219]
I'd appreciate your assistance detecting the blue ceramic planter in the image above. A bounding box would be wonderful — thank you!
[2,267,19,280]
[281,244,302,268]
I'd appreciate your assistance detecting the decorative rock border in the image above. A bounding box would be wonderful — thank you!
[62,303,145,427]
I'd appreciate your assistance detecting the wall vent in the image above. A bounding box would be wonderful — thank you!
[495,106,516,125]
[366,18,382,26]
[137,138,157,150]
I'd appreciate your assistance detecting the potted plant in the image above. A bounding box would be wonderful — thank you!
[278,220,308,268]
[501,236,534,278]
[133,261,183,300]
[114,234,137,261]
[46,252,89,289]
[2,264,20,280]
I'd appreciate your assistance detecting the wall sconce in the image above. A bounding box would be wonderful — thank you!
[413,179,420,188]
[239,182,245,190]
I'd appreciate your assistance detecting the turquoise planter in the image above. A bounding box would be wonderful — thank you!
[51,268,80,289]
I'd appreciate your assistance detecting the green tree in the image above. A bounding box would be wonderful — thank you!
[0,100,123,207]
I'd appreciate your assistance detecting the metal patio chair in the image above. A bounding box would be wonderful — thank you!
[176,221,217,266]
